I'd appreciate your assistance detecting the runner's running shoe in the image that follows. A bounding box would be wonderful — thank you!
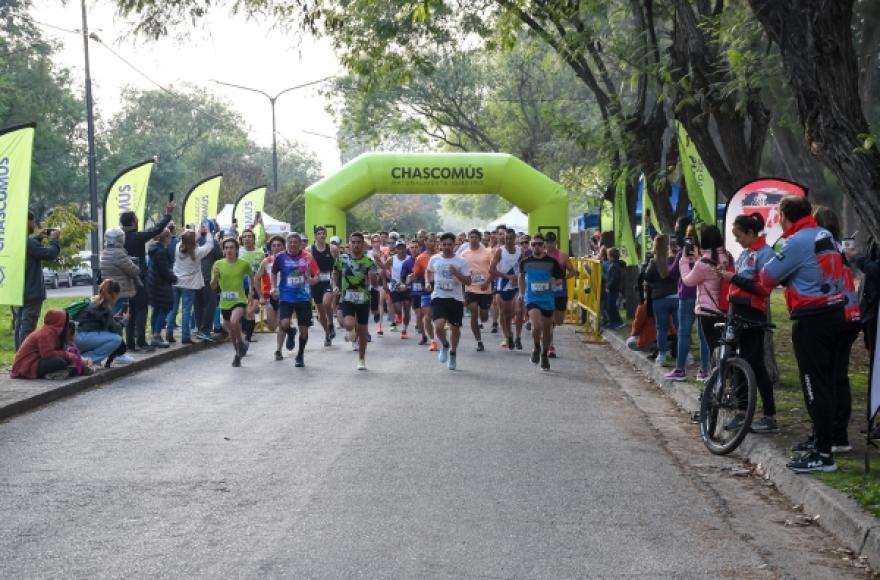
[439,345,450,363]
[540,352,550,371]
[400,330,409,339]
[357,359,366,371]
[447,353,457,370]
[428,340,438,352]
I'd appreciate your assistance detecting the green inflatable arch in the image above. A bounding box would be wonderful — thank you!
[305,152,569,250]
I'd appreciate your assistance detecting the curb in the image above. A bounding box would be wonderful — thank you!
[602,328,880,571]
[0,339,222,422]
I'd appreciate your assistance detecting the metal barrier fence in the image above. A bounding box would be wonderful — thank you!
[566,257,605,343]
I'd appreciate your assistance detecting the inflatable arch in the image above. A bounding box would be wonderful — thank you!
[305,152,569,250]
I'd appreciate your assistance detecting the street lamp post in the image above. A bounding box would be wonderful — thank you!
[211,77,332,192]
[81,0,100,294]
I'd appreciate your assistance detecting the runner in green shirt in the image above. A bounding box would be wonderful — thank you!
[332,232,378,370]
[211,237,254,367]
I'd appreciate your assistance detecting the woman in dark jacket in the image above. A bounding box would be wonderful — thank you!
[76,280,126,366]
[147,229,178,348]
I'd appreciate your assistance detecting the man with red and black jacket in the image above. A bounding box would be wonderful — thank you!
[757,196,847,473]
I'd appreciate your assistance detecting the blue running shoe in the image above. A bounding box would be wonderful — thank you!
[439,345,449,363]
[447,353,457,370]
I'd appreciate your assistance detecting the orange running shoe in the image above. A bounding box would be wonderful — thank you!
[428,340,438,351]
[401,330,409,339]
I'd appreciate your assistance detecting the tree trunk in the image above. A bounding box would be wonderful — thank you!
[671,0,770,200]
[749,0,880,241]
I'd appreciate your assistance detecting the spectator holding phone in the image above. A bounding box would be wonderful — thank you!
[99,227,141,361]
[120,199,175,353]
[17,212,61,348]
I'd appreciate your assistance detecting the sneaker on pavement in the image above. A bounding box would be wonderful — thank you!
[540,352,550,371]
[239,341,249,357]
[750,416,779,434]
[447,353,457,370]
[138,344,155,353]
[232,355,241,367]
[357,359,366,371]
[696,368,710,381]
[428,340,438,352]
[832,443,853,453]
[151,338,170,349]
[788,451,836,473]
[294,354,305,368]
[274,350,283,361]
[114,354,134,364]
[389,323,398,332]
[329,329,336,340]
[514,337,523,350]
[418,335,428,345]
[324,336,332,347]
[476,341,484,352]
[490,323,499,334]
[531,347,540,365]
[400,330,409,339]
[165,333,176,343]
[500,339,509,349]
[439,345,449,363]
[285,328,297,351]
[547,345,557,358]
[45,369,72,380]
[376,324,384,336]
[664,369,687,382]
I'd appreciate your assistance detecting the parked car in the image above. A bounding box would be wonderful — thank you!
[70,261,93,286]
[42,267,59,289]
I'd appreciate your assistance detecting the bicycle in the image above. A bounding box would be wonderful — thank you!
[699,314,774,455]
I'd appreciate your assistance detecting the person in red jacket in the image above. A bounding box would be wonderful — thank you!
[10,310,76,379]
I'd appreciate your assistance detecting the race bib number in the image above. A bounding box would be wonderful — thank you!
[319,272,331,282]
[410,282,423,292]
[221,291,240,301]
[287,273,305,288]
[389,280,401,292]
[472,273,486,284]
[530,281,550,293]
[437,280,454,291]
[344,290,367,304]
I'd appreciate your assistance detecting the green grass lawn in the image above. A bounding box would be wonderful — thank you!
[612,291,880,513]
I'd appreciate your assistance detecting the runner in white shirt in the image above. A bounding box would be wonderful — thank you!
[425,232,472,370]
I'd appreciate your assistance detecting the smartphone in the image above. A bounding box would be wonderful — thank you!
[168,191,175,202]
[842,238,856,251]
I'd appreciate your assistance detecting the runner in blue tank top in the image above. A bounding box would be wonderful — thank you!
[520,233,564,371]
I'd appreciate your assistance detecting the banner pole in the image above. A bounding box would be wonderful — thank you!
[81,0,101,294]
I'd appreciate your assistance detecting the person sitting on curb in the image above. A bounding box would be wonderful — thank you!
[626,288,677,356]
[11,310,79,380]
[74,280,126,367]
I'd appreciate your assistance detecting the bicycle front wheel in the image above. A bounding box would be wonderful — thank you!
[699,356,758,455]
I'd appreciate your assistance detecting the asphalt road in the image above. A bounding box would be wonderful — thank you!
[0,324,866,578]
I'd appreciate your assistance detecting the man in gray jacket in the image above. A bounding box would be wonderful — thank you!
[16,212,61,349]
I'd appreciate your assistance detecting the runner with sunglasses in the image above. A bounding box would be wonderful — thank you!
[520,234,565,371]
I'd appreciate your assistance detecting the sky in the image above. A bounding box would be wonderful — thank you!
[31,0,344,175]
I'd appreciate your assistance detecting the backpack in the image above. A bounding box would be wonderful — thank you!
[700,251,734,314]
[64,298,90,321]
